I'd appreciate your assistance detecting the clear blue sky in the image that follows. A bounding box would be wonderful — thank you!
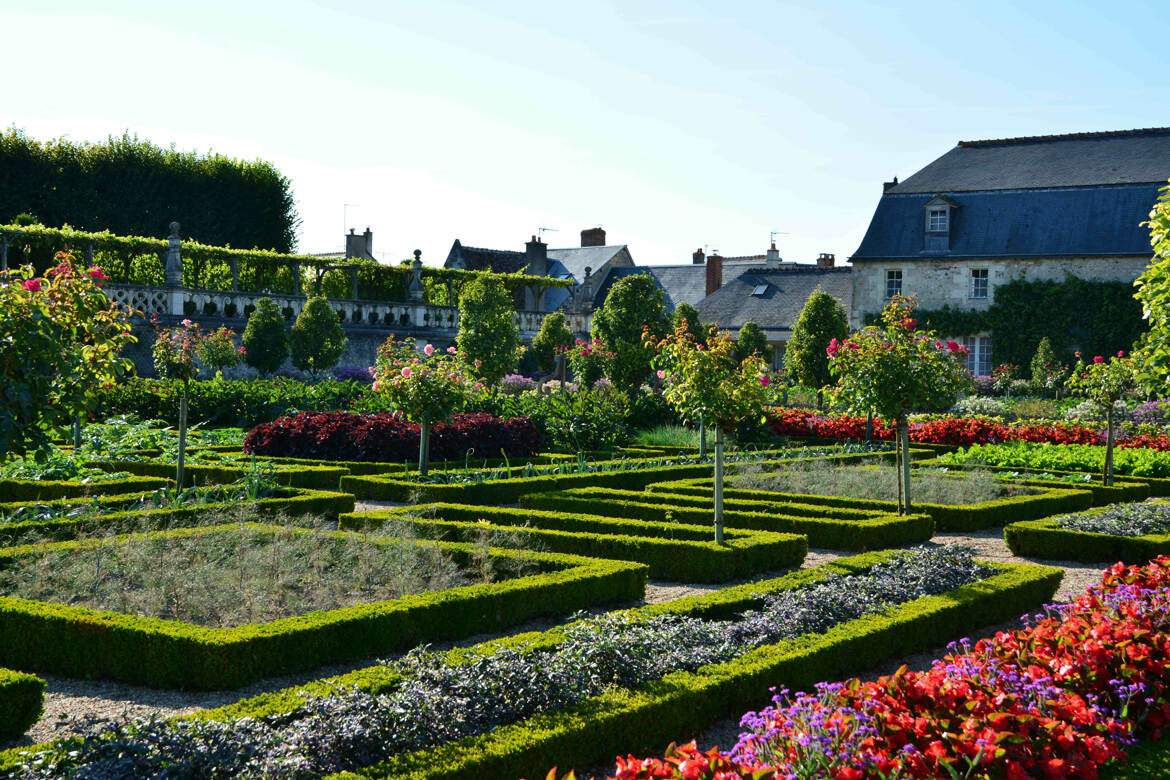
[4,0,1165,266]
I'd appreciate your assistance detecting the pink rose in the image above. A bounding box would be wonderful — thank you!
[1118,350,1125,358]
[759,375,770,386]
[401,366,412,377]
[447,346,457,354]
[22,278,41,292]
[656,370,666,380]
[424,344,435,356]
[181,319,193,327]
[1093,355,1104,363]
[86,266,109,282]
[372,381,381,391]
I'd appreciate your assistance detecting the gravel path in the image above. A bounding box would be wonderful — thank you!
[1,523,1112,773]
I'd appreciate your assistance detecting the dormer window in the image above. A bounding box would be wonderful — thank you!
[927,207,949,232]
[923,195,957,252]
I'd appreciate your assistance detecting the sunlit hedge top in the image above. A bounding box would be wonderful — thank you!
[0,223,573,303]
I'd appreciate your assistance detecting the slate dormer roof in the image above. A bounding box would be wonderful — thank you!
[852,128,1170,262]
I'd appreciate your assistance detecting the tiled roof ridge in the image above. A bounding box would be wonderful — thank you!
[959,127,1170,148]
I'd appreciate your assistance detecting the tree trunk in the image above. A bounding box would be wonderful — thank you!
[817,389,824,409]
[713,425,725,544]
[419,419,431,476]
[176,380,189,490]
[781,385,789,406]
[900,414,912,513]
[1104,407,1115,487]
[699,418,707,458]
[895,423,904,513]
[865,411,873,443]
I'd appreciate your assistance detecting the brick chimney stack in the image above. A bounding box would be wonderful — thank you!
[692,247,705,265]
[705,254,724,296]
[364,227,373,258]
[817,252,836,267]
[580,227,606,247]
[883,176,899,192]
[765,243,781,265]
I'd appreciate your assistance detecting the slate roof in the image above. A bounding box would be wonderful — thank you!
[445,240,528,273]
[889,128,1170,194]
[854,128,1170,262]
[546,245,629,284]
[695,266,852,336]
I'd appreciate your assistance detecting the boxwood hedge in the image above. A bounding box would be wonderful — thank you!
[644,477,1094,532]
[341,504,808,582]
[519,487,933,551]
[0,523,646,689]
[1004,513,1170,563]
[0,553,1056,778]
[0,488,356,545]
[0,668,44,741]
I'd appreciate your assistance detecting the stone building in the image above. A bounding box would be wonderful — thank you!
[849,127,1170,374]
[444,228,632,314]
[587,246,849,368]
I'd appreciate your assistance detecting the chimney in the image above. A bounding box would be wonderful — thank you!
[817,252,836,268]
[525,235,548,277]
[692,247,705,265]
[883,176,899,193]
[363,226,373,259]
[345,228,362,259]
[580,227,606,247]
[705,254,724,296]
[765,243,781,265]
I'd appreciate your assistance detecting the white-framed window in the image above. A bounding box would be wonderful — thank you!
[963,336,993,376]
[927,207,949,232]
[885,269,902,299]
[970,268,989,299]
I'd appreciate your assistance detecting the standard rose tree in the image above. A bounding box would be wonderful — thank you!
[371,337,467,475]
[649,321,771,543]
[152,318,208,488]
[1065,351,1135,486]
[827,295,972,513]
[0,252,135,460]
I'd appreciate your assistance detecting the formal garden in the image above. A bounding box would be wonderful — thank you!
[1,185,1170,779]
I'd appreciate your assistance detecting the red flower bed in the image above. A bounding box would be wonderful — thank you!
[583,557,1170,780]
[764,408,1170,450]
[243,411,543,463]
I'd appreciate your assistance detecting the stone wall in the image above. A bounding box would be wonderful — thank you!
[849,256,1151,328]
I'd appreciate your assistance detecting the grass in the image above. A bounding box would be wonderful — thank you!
[631,425,705,448]
[733,460,1033,505]
[0,509,535,628]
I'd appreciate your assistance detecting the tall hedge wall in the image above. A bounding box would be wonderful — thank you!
[0,128,298,252]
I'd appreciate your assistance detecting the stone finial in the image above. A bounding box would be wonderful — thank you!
[408,250,424,301]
